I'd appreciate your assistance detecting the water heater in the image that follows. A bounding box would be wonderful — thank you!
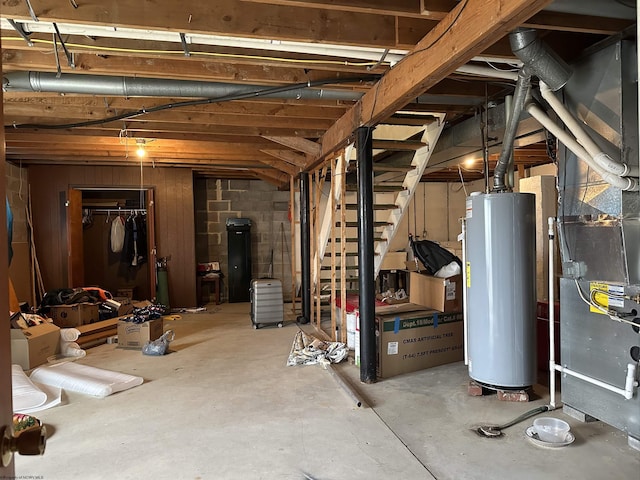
[466,192,537,389]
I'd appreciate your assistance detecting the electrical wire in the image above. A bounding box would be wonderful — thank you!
[0,36,390,68]
[574,279,638,327]
[408,0,469,57]
[10,75,379,130]
[482,61,520,72]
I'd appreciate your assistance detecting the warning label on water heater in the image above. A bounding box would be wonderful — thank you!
[465,198,473,218]
[466,262,471,288]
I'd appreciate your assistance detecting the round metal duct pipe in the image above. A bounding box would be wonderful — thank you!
[2,71,365,101]
[509,28,572,91]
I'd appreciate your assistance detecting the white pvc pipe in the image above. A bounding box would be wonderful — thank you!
[554,363,638,400]
[526,103,639,191]
[1,18,522,71]
[455,64,519,81]
[548,217,557,409]
[459,218,468,366]
[540,82,639,178]
[528,103,600,168]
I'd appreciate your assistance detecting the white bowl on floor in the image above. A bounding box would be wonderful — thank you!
[533,417,570,443]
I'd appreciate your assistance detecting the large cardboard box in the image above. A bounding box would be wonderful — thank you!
[409,272,462,312]
[377,309,463,378]
[117,318,164,349]
[11,323,61,370]
[48,302,99,328]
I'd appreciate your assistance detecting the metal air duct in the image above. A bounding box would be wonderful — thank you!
[509,28,573,92]
[2,71,365,101]
[493,28,573,191]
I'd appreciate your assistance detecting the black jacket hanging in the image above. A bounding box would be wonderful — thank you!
[121,214,147,266]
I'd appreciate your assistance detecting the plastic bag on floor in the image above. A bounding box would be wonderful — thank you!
[286,330,348,367]
[142,330,175,356]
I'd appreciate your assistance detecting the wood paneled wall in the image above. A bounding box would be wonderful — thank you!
[28,165,196,307]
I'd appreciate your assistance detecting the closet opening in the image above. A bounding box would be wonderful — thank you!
[67,187,156,301]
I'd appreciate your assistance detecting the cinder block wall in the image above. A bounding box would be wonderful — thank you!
[195,178,293,302]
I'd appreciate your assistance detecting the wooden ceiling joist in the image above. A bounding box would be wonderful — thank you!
[260,149,308,168]
[1,0,623,181]
[258,158,300,176]
[262,136,321,157]
[314,0,553,168]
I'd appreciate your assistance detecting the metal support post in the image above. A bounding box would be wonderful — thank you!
[357,127,376,384]
[298,172,311,324]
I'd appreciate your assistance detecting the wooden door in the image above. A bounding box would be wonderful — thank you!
[66,188,84,287]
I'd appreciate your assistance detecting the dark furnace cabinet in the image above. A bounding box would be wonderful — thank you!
[226,218,252,303]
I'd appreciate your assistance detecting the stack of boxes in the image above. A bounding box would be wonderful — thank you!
[374,245,464,379]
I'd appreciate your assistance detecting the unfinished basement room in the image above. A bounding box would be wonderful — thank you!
[1,0,639,479]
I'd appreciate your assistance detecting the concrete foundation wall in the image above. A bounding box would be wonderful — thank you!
[195,179,293,302]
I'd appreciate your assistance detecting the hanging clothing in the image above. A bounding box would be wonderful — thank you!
[110,215,125,253]
[121,213,147,266]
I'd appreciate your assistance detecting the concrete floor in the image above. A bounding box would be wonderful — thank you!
[16,302,640,479]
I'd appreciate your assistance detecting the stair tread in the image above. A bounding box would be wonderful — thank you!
[345,184,406,192]
[336,221,392,227]
[328,237,385,242]
[372,165,415,173]
[324,252,379,256]
[343,204,398,210]
[321,265,359,270]
[319,278,359,282]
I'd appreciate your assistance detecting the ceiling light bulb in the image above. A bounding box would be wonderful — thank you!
[135,139,146,158]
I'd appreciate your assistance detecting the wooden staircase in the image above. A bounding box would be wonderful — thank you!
[306,115,446,339]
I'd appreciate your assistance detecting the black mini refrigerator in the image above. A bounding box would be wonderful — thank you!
[226,218,252,302]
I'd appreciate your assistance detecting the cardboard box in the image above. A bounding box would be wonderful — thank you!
[409,272,462,312]
[380,251,407,271]
[11,323,61,370]
[106,298,135,317]
[117,318,164,349]
[438,241,463,260]
[198,261,220,272]
[116,288,135,300]
[377,309,463,378]
[48,302,100,328]
[405,260,419,272]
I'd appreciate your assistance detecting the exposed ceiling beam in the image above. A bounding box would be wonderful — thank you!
[5,119,327,138]
[250,168,290,188]
[313,0,553,169]
[0,30,390,75]
[260,149,308,168]
[244,0,631,35]
[258,158,300,176]
[262,135,321,156]
[0,0,402,48]
[1,47,376,86]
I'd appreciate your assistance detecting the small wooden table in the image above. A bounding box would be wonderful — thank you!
[196,274,221,306]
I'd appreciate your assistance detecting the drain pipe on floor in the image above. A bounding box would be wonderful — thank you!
[326,364,367,408]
